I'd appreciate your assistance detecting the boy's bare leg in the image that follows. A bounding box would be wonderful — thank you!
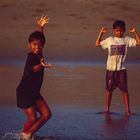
[28,99,52,136]
[23,107,37,133]
[122,91,131,115]
[105,90,112,113]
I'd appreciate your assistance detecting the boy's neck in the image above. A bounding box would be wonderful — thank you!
[114,36,124,38]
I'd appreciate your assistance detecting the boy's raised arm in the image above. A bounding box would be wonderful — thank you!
[36,15,49,33]
[129,28,140,46]
[95,27,108,47]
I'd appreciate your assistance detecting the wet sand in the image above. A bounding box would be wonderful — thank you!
[1,105,140,140]
[0,63,140,140]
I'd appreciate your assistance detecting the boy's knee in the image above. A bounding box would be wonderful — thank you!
[43,111,52,121]
[29,116,37,123]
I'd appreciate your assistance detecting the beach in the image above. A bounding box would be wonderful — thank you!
[0,63,140,140]
[0,0,140,140]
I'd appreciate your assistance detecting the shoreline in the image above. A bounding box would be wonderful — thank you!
[0,59,140,66]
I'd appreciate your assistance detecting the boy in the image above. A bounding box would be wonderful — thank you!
[95,20,140,115]
[16,16,52,139]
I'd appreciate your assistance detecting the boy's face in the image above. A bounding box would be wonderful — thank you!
[29,39,44,54]
[113,27,125,38]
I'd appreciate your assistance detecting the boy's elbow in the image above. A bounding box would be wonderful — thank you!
[95,43,100,47]
[95,40,101,47]
[136,41,140,46]
[137,41,140,46]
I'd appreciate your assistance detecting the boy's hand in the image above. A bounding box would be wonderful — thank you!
[129,28,136,33]
[100,27,108,34]
[45,63,52,68]
[40,58,52,68]
[36,15,49,28]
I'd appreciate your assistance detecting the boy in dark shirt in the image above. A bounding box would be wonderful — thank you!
[16,16,52,139]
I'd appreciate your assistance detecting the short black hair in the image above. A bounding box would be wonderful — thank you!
[28,31,45,45]
[113,20,126,30]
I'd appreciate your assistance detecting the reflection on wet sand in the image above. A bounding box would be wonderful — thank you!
[104,113,131,139]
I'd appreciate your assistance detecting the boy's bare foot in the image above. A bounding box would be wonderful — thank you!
[125,111,135,116]
[20,132,31,140]
[102,111,110,115]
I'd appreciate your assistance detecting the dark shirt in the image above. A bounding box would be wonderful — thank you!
[17,52,44,94]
